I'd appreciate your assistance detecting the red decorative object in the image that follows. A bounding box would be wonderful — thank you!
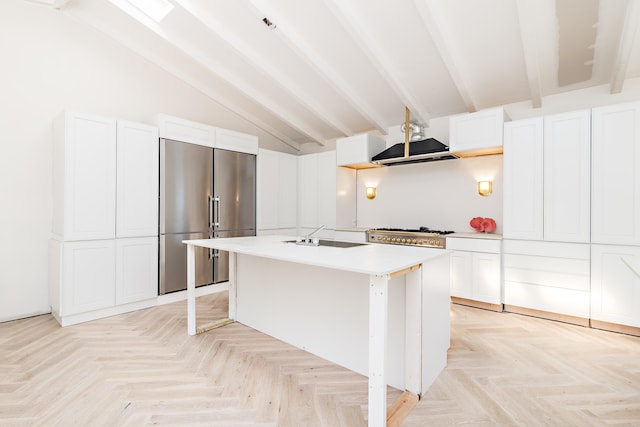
[470,217,496,233]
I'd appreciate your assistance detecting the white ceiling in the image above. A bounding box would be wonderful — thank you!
[39,0,640,151]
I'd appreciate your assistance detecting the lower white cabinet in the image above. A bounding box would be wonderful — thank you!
[503,240,590,322]
[50,237,158,326]
[591,244,640,328]
[447,235,502,307]
[116,237,158,305]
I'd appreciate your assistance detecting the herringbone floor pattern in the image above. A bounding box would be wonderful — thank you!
[1,292,639,426]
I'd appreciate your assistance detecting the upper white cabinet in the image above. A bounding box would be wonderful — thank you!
[53,111,117,241]
[591,101,640,245]
[503,118,543,240]
[543,110,590,243]
[116,121,159,238]
[157,113,215,147]
[298,151,337,230]
[336,134,386,169]
[216,127,258,155]
[502,110,590,244]
[257,149,297,231]
[449,107,505,156]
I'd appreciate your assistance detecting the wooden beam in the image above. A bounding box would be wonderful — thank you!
[413,0,477,112]
[196,318,234,335]
[176,0,349,141]
[323,0,432,124]
[610,0,640,94]
[248,0,389,135]
[386,391,419,427]
[389,264,421,279]
[514,0,543,108]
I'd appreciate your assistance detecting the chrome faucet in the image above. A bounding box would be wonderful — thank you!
[297,224,325,246]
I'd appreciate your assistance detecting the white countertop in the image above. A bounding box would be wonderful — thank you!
[183,235,450,276]
[447,232,503,240]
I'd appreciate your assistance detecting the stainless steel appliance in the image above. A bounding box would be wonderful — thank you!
[366,227,454,248]
[159,138,256,294]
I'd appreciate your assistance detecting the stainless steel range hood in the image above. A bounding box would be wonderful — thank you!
[371,138,458,166]
[371,107,458,166]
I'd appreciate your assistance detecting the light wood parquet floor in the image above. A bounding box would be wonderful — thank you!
[1,292,640,426]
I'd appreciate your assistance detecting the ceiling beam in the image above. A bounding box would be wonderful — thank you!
[65,2,301,151]
[248,0,388,135]
[514,0,543,108]
[413,0,477,112]
[610,0,640,94]
[175,0,349,141]
[322,0,432,125]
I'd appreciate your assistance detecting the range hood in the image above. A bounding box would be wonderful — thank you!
[371,138,458,166]
[371,107,458,166]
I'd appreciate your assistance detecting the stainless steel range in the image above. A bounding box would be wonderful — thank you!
[366,227,454,248]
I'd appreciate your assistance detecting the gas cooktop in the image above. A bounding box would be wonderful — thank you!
[366,227,455,248]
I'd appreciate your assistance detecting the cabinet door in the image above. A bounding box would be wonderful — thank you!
[257,149,279,230]
[503,118,543,240]
[317,151,337,229]
[215,127,258,154]
[592,102,640,245]
[298,154,319,228]
[471,252,501,304]
[116,121,159,238]
[591,244,640,327]
[278,153,298,228]
[449,107,504,154]
[62,240,116,315]
[450,251,472,299]
[63,112,117,241]
[543,110,590,243]
[116,237,158,305]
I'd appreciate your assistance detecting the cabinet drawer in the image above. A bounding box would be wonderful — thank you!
[446,237,501,253]
[504,281,590,318]
[504,254,589,291]
[503,239,589,259]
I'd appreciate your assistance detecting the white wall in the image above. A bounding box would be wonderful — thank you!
[356,155,503,233]
[0,1,289,322]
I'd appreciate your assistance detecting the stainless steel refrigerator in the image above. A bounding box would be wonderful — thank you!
[159,138,256,295]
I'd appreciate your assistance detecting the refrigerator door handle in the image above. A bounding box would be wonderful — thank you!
[208,195,214,230]
[214,196,221,227]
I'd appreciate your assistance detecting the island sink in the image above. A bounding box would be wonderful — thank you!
[283,239,367,248]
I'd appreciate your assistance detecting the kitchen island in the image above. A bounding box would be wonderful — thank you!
[183,235,451,426]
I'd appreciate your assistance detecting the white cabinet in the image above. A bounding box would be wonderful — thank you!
[53,111,117,241]
[591,101,640,245]
[257,149,297,231]
[503,240,590,323]
[543,110,590,243]
[215,127,258,155]
[116,237,158,305]
[116,121,159,238]
[336,134,386,169]
[298,151,336,230]
[503,118,543,240]
[503,110,590,243]
[52,239,117,317]
[157,113,215,147]
[591,244,640,329]
[449,107,505,156]
[51,111,159,326]
[447,236,502,308]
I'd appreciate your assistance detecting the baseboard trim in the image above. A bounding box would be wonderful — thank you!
[451,297,503,312]
[503,304,589,327]
[590,319,640,337]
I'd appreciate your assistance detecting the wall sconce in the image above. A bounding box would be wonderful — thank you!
[477,181,492,197]
[366,186,377,200]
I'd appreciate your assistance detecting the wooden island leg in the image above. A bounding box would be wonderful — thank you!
[368,274,388,426]
[187,244,196,336]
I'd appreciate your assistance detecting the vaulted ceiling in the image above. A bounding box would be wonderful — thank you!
[35,0,640,151]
